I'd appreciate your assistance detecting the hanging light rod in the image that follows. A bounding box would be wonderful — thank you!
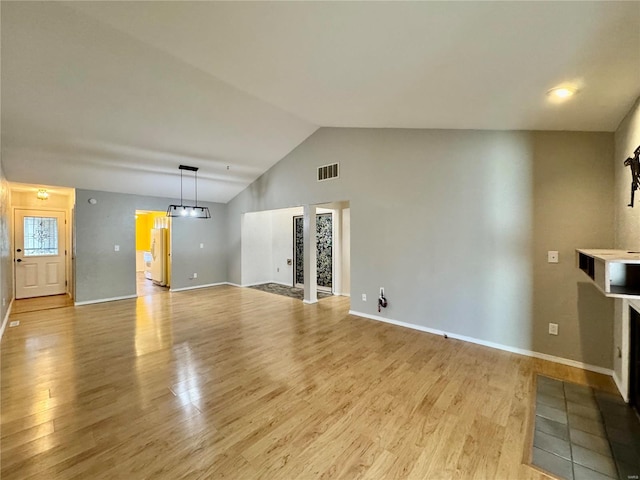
[166,165,211,219]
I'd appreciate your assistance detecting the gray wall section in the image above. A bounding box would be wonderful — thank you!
[532,132,614,368]
[227,127,615,368]
[171,212,228,289]
[0,159,13,324]
[75,189,227,303]
[613,96,640,382]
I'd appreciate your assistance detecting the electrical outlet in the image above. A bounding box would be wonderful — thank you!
[548,251,559,263]
[548,323,558,335]
[193,273,198,279]
[114,245,120,252]
[362,294,367,301]
[200,243,204,249]
[9,321,19,327]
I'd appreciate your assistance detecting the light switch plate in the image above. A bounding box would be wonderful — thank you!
[549,323,558,335]
[548,251,559,263]
[362,294,367,301]
[114,245,120,252]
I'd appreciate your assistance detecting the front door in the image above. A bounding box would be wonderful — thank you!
[14,209,67,299]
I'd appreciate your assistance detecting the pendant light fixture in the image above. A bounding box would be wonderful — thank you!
[166,165,211,219]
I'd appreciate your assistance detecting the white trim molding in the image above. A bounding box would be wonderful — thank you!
[0,298,15,340]
[349,310,614,377]
[613,371,626,401]
[74,294,138,306]
[170,282,227,292]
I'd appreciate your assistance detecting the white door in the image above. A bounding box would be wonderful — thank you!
[150,228,167,286]
[14,209,67,299]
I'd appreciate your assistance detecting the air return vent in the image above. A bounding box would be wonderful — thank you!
[317,163,339,182]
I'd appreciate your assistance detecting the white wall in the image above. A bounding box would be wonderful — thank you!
[271,207,302,285]
[241,211,273,286]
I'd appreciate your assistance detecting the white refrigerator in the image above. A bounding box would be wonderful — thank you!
[150,228,168,286]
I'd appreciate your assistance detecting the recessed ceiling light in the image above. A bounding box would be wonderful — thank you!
[547,86,578,99]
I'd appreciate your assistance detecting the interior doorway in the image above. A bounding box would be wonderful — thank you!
[135,210,171,297]
[240,201,350,300]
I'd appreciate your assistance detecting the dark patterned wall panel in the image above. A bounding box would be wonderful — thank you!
[294,214,332,289]
[316,214,332,288]
[294,216,304,285]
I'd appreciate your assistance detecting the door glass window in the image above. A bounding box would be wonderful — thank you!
[23,217,58,256]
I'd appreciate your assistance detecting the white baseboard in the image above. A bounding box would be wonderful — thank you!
[170,282,227,292]
[612,371,628,402]
[349,310,614,377]
[75,294,138,306]
[226,282,242,288]
[0,298,14,341]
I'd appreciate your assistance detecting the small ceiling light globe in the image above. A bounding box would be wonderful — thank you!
[190,209,197,217]
[181,208,188,216]
[547,86,577,99]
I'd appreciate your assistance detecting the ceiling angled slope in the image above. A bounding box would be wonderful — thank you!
[2,1,639,202]
[1,2,318,203]
[71,1,640,131]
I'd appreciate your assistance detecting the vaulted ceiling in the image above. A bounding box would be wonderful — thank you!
[2,2,639,202]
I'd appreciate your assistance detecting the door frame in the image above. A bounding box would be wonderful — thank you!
[13,206,72,300]
[135,211,172,296]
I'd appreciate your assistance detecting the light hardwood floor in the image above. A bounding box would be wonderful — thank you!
[1,285,617,479]
[11,294,74,315]
[136,271,168,298]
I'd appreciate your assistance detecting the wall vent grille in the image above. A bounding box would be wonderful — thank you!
[318,163,339,182]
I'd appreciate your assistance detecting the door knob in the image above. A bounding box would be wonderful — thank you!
[16,248,22,252]
[16,259,22,262]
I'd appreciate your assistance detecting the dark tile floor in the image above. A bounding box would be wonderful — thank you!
[531,375,640,480]
[248,283,332,300]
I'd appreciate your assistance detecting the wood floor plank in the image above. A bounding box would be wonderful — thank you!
[1,285,617,479]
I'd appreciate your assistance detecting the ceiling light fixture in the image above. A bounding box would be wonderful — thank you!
[166,165,211,219]
[36,189,49,200]
[547,86,578,99]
